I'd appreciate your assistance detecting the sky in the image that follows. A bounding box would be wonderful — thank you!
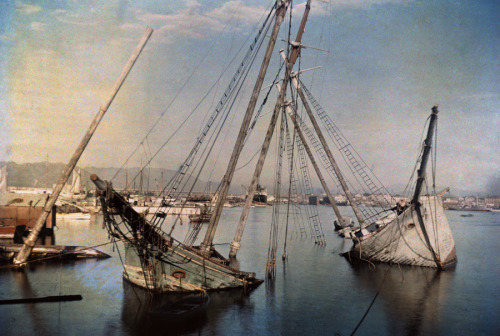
[0,0,498,195]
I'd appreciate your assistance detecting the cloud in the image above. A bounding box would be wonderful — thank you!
[17,3,41,15]
[51,9,67,15]
[333,0,409,7]
[0,33,14,42]
[129,0,410,43]
[206,1,267,27]
[30,22,46,31]
[303,0,411,10]
[52,10,96,26]
[130,1,268,42]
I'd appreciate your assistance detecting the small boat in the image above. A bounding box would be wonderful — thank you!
[189,212,212,223]
[252,184,268,204]
[188,208,212,223]
[60,168,87,201]
[460,214,473,217]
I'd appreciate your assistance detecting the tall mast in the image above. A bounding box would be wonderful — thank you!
[139,160,143,196]
[284,103,344,229]
[45,153,48,189]
[412,105,443,269]
[284,103,344,225]
[160,171,164,196]
[228,0,312,258]
[13,27,153,267]
[287,68,365,227]
[125,166,129,192]
[200,0,291,255]
[412,105,439,204]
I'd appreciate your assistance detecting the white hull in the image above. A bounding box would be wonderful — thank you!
[348,196,457,268]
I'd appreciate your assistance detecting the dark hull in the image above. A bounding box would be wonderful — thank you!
[252,194,267,203]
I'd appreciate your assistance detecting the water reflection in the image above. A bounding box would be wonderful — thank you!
[121,280,256,335]
[11,270,50,335]
[348,261,454,336]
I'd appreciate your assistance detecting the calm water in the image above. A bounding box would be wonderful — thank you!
[0,206,498,336]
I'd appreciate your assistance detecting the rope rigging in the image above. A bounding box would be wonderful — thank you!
[112,3,278,194]
[266,107,287,280]
[288,105,327,245]
[299,80,395,225]
[118,6,278,236]
[92,6,286,289]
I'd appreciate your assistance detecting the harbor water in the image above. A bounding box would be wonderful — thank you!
[0,206,498,335]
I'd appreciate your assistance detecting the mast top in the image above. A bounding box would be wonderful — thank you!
[411,104,439,205]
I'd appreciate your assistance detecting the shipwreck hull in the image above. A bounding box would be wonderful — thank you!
[122,242,261,292]
[346,196,457,268]
[91,174,262,293]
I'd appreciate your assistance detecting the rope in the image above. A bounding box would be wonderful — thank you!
[111,3,275,184]
[350,278,384,336]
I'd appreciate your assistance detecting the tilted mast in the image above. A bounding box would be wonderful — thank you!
[228,0,312,258]
[200,0,291,255]
[284,103,344,227]
[412,105,443,269]
[412,105,439,204]
[13,28,153,266]
[287,68,365,228]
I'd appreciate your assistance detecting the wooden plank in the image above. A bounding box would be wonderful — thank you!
[0,295,82,305]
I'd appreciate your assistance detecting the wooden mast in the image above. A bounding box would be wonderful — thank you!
[228,0,312,258]
[284,103,346,228]
[412,105,443,269]
[13,27,153,267]
[412,105,439,204]
[287,69,366,228]
[283,99,346,227]
[199,0,291,255]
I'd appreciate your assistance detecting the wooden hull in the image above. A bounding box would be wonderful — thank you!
[0,243,110,262]
[345,196,457,268]
[122,242,262,293]
[90,174,262,294]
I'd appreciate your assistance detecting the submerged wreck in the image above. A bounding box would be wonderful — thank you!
[92,175,261,292]
[343,106,457,269]
[87,0,303,292]
[91,1,458,295]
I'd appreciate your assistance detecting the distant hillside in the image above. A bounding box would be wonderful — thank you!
[0,161,218,193]
[2,161,493,197]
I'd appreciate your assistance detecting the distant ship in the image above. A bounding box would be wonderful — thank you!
[252,184,267,204]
